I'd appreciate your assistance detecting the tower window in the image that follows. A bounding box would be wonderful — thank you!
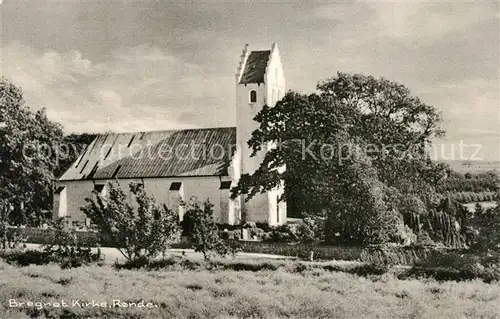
[249,90,257,103]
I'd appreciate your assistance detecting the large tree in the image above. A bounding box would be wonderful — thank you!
[0,78,63,226]
[231,73,450,244]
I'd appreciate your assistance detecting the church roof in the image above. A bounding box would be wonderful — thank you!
[59,127,236,181]
[239,50,271,84]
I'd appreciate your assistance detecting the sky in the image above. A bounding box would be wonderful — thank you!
[1,1,499,161]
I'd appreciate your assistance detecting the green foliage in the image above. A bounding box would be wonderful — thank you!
[0,249,49,266]
[264,224,300,243]
[0,222,27,249]
[54,133,97,178]
[185,197,228,260]
[0,78,63,226]
[404,250,500,283]
[222,229,242,241]
[438,171,498,193]
[414,230,435,246]
[231,72,448,245]
[449,191,497,203]
[114,255,181,270]
[468,195,500,254]
[248,227,265,239]
[295,216,325,244]
[81,182,180,261]
[41,218,103,268]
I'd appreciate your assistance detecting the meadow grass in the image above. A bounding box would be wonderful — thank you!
[0,258,499,319]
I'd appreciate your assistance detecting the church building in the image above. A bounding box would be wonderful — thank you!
[53,43,287,226]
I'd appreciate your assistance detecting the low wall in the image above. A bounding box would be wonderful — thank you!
[10,227,111,247]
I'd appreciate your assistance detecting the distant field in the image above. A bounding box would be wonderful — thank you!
[442,160,500,174]
[1,260,499,319]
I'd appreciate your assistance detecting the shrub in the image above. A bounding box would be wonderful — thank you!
[468,196,500,254]
[243,221,257,229]
[415,230,435,246]
[115,255,180,270]
[261,232,272,242]
[81,182,180,261]
[180,208,195,237]
[185,197,228,261]
[227,240,243,257]
[248,227,264,240]
[0,249,51,266]
[265,224,299,243]
[223,229,241,241]
[42,218,103,268]
[0,222,27,249]
[296,216,324,244]
[404,253,500,283]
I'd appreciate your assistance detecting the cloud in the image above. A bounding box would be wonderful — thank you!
[1,42,235,133]
[313,2,498,40]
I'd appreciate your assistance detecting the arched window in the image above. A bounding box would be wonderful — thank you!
[249,90,257,103]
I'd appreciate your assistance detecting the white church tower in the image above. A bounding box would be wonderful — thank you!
[234,43,287,226]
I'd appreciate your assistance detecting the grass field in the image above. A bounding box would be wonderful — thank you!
[1,259,499,319]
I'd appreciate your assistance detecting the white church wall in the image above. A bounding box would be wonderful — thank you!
[235,82,268,175]
[56,180,96,222]
[55,176,238,225]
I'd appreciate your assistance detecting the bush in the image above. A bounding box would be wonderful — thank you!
[81,182,180,261]
[360,244,450,266]
[265,224,300,243]
[0,223,27,249]
[0,249,51,266]
[403,260,500,283]
[415,230,435,246]
[115,255,181,270]
[296,216,324,244]
[243,221,257,229]
[397,248,500,283]
[262,232,272,242]
[185,197,228,261]
[223,229,241,241]
[42,218,103,268]
[468,197,500,254]
[248,227,264,240]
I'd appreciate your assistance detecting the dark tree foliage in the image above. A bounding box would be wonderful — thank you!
[54,133,97,178]
[438,171,498,193]
[185,197,228,260]
[231,72,453,245]
[469,194,500,253]
[0,78,63,226]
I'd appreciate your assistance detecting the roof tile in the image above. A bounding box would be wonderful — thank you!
[239,50,271,84]
[59,127,236,181]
